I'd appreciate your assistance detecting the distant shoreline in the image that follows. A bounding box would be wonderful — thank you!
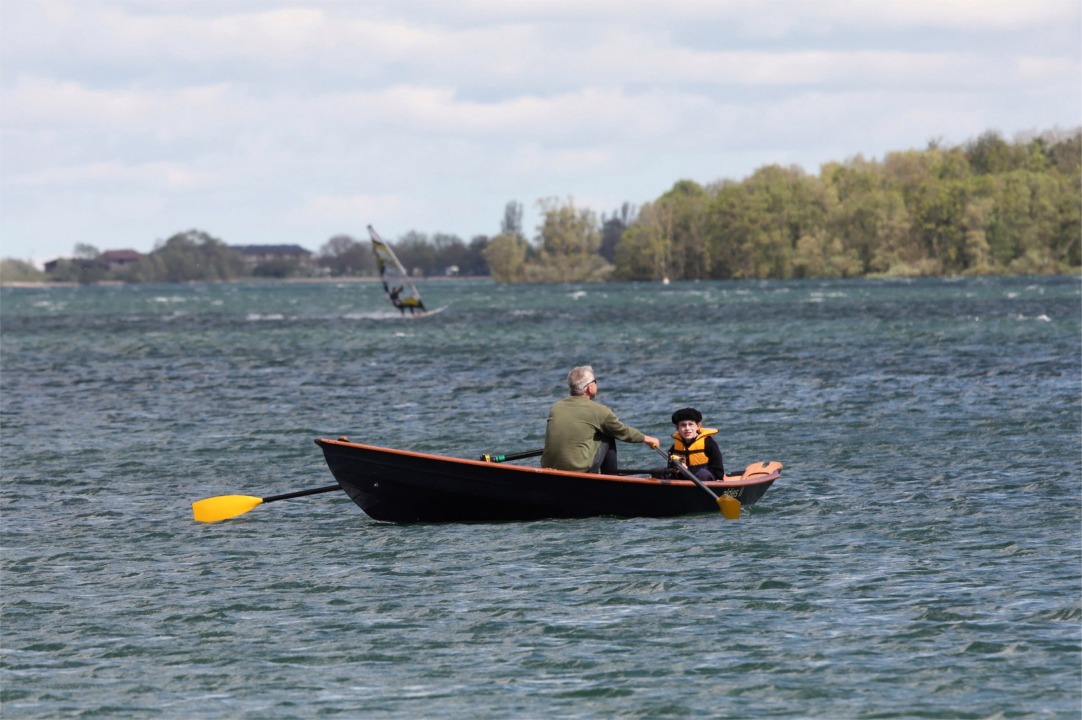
[3,271,1077,290]
[0,275,487,289]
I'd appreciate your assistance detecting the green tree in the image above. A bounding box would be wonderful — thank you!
[966,130,1014,175]
[704,166,822,279]
[867,191,919,275]
[431,233,469,275]
[483,232,529,283]
[1053,169,1082,267]
[461,236,491,276]
[616,126,1080,281]
[501,201,524,237]
[318,234,372,276]
[614,201,671,280]
[1045,129,1081,175]
[393,232,438,276]
[961,196,995,274]
[532,197,613,282]
[996,170,1077,273]
[132,230,243,283]
[0,259,45,283]
[252,258,303,278]
[657,180,710,279]
[792,231,863,278]
[823,157,940,276]
[46,243,106,284]
[537,197,600,256]
[599,203,636,263]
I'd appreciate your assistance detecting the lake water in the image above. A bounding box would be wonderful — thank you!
[1,276,1079,718]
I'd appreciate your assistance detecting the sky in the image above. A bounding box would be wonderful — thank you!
[1,0,1079,264]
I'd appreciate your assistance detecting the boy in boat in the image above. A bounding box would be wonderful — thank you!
[664,407,725,481]
[541,365,659,474]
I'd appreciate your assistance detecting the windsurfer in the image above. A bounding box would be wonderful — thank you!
[389,285,406,314]
[389,285,426,315]
[370,228,430,316]
[541,365,659,474]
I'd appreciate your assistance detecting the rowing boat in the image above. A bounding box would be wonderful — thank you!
[314,437,782,523]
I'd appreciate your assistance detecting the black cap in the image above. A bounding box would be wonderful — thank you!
[671,407,702,424]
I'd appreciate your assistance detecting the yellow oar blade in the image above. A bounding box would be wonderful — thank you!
[717,494,741,520]
[192,495,264,523]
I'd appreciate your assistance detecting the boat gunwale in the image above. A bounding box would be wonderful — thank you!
[314,438,781,489]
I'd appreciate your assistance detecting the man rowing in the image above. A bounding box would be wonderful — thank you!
[541,365,659,474]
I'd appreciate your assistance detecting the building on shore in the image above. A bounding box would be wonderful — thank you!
[229,245,314,273]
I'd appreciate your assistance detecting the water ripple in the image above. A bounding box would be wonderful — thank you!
[2,277,1079,718]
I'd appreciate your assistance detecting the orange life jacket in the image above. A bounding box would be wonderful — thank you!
[670,428,719,468]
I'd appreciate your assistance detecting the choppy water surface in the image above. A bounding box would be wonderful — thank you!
[2,276,1079,718]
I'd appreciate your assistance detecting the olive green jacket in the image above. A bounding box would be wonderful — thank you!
[541,395,646,472]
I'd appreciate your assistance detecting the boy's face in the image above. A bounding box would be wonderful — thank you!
[676,420,701,442]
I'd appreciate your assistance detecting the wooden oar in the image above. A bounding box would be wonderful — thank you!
[651,445,740,519]
[192,484,340,523]
[478,448,544,463]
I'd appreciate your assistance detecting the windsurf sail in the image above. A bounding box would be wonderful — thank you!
[368,225,427,315]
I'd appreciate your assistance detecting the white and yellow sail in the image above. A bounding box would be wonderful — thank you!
[368,225,426,313]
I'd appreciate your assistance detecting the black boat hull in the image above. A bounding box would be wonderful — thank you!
[315,438,781,523]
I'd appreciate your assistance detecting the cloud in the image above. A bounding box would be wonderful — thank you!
[0,0,1077,260]
[297,193,404,225]
[11,159,210,191]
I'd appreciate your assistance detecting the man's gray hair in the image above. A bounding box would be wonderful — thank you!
[567,365,596,395]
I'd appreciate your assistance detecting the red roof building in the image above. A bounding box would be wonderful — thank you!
[99,249,143,269]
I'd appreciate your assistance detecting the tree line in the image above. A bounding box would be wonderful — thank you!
[1,230,493,284]
[485,127,1080,283]
[3,127,1077,285]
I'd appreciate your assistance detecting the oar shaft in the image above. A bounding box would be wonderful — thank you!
[263,485,341,503]
[652,445,740,519]
[478,449,544,463]
[652,446,719,499]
